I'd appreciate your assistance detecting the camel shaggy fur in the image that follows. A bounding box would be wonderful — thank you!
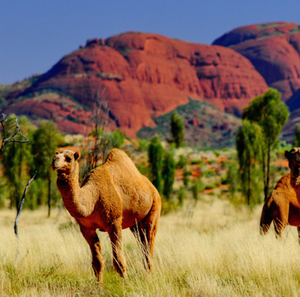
[51,148,161,285]
[259,173,300,240]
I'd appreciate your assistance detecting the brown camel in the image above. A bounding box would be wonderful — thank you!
[51,148,161,285]
[259,173,300,240]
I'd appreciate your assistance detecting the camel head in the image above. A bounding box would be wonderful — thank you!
[285,147,300,190]
[51,150,80,176]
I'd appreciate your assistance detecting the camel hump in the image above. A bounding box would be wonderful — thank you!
[104,148,141,176]
[105,148,128,163]
[274,173,291,190]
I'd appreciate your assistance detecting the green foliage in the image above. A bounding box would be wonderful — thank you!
[2,116,32,210]
[177,155,191,188]
[162,150,175,200]
[108,129,125,149]
[137,100,240,149]
[177,155,188,168]
[183,166,191,187]
[137,138,149,152]
[170,111,184,148]
[177,186,187,207]
[242,88,289,200]
[0,172,6,208]
[202,169,217,177]
[236,120,263,205]
[31,121,64,177]
[135,161,148,176]
[293,123,300,147]
[31,121,64,216]
[191,159,204,165]
[190,178,204,203]
[148,135,164,193]
[161,197,179,215]
[81,127,124,181]
[243,89,289,135]
[0,117,65,212]
[213,150,220,157]
[25,179,47,210]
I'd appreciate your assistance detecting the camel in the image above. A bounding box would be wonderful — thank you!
[51,148,161,285]
[259,173,300,240]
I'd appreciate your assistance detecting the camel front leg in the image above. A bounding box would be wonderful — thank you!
[80,225,105,285]
[108,219,127,278]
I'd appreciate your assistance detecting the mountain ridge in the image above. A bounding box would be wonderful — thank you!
[2,23,299,147]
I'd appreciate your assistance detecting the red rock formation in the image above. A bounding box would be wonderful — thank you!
[213,22,300,102]
[5,31,268,138]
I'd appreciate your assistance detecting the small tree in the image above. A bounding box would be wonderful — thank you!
[162,150,175,200]
[148,135,164,193]
[81,88,111,180]
[236,120,263,206]
[0,113,28,155]
[190,177,204,205]
[31,121,64,216]
[226,158,241,203]
[2,116,31,211]
[242,88,289,201]
[293,123,300,147]
[170,112,184,148]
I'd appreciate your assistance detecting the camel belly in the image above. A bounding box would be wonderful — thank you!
[118,181,155,229]
[121,207,152,229]
[288,204,300,226]
[121,194,153,228]
[76,215,107,231]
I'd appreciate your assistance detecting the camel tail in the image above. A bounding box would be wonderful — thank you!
[260,202,273,235]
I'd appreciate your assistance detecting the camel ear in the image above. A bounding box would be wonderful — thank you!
[285,150,289,159]
[285,150,293,160]
[74,151,80,161]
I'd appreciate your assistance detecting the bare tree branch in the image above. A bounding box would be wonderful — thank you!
[14,171,37,268]
[0,113,29,155]
[14,171,37,239]
[81,88,114,179]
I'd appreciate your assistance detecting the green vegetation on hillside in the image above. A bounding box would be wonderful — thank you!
[137,99,241,150]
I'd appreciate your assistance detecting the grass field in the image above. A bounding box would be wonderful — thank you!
[1,196,300,296]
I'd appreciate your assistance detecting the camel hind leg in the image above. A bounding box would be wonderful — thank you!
[130,200,161,272]
[260,203,273,235]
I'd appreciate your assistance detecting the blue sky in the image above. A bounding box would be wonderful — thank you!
[1,0,300,84]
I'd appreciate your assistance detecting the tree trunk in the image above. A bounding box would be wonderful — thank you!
[262,146,268,201]
[264,144,271,201]
[47,173,51,217]
[247,162,251,206]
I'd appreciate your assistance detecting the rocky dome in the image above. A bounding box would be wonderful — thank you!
[3,31,268,138]
[213,22,300,103]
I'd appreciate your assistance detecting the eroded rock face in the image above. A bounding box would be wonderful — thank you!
[213,22,300,103]
[4,32,268,138]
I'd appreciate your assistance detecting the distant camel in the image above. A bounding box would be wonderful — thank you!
[52,148,161,285]
[260,173,300,240]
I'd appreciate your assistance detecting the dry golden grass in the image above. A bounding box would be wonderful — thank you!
[1,197,300,296]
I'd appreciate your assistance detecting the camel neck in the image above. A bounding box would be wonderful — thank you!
[56,166,92,217]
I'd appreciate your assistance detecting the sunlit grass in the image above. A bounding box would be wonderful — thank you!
[1,198,300,296]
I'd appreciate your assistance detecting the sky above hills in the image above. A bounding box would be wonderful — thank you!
[1,0,300,84]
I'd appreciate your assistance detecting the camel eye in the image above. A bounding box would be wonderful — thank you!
[65,156,71,163]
